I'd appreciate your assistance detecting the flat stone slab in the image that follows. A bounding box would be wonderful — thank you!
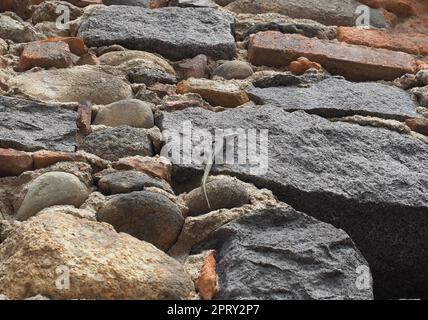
[194,207,373,300]
[0,96,77,152]
[160,106,428,298]
[247,77,419,120]
[78,6,236,60]
[225,0,387,27]
[248,31,416,81]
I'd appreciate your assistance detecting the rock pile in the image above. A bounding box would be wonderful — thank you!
[0,0,427,300]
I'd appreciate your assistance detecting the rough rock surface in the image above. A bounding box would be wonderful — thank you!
[247,77,419,120]
[98,170,173,195]
[0,96,77,152]
[78,6,236,60]
[194,207,373,300]
[98,191,184,251]
[160,105,428,298]
[0,212,195,299]
[225,0,387,27]
[78,126,154,161]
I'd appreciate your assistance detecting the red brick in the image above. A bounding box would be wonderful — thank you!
[149,0,170,8]
[196,252,217,300]
[19,41,73,72]
[77,101,92,135]
[147,82,175,98]
[0,148,33,177]
[406,118,428,136]
[41,37,88,56]
[174,54,208,80]
[33,150,86,169]
[248,31,416,81]
[112,156,171,182]
[338,27,428,56]
[76,52,100,66]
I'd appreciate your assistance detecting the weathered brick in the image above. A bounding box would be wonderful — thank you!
[248,31,416,81]
[33,150,86,169]
[0,148,33,177]
[41,37,88,56]
[406,118,428,136]
[19,41,73,71]
[338,27,428,55]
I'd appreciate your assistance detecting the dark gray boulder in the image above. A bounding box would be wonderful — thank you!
[78,6,236,61]
[193,207,373,300]
[247,77,419,120]
[160,105,428,298]
[78,126,153,161]
[98,191,184,251]
[0,96,77,152]
[184,178,249,216]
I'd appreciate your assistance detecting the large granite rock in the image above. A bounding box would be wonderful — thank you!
[0,96,77,152]
[0,212,195,299]
[78,126,154,161]
[78,6,236,60]
[247,77,419,120]
[225,0,387,28]
[193,207,373,300]
[160,106,428,298]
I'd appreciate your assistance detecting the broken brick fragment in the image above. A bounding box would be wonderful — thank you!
[41,37,88,56]
[0,148,33,177]
[338,27,428,56]
[196,251,218,300]
[33,150,86,169]
[406,118,428,136]
[77,101,92,135]
[19,41,73,71]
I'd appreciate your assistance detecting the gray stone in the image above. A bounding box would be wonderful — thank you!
[417,70,428,86]
[98,191,184,251]
[16,172,89,221]
[98,170,173,195]
[213,61,254,80]
[93,99,154,129]
[78,6,236,60]
[78,126,154,161]
[193,207,373,300]
[225,0,387,28]
[0,96,77,152]
[160,105,428,298]
[170,0,219,8]
[126,60,177,85]
[184,178,250,216]
[411,85,428,107]
[247,77,419,120]
[0,12,45,43]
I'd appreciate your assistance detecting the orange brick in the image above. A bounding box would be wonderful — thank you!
[0,148,33,177]
[19,41,73,71]
[42,37,88,56]
[248,31,416,81]
[338,27,428,56]
[33,150,86,169]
